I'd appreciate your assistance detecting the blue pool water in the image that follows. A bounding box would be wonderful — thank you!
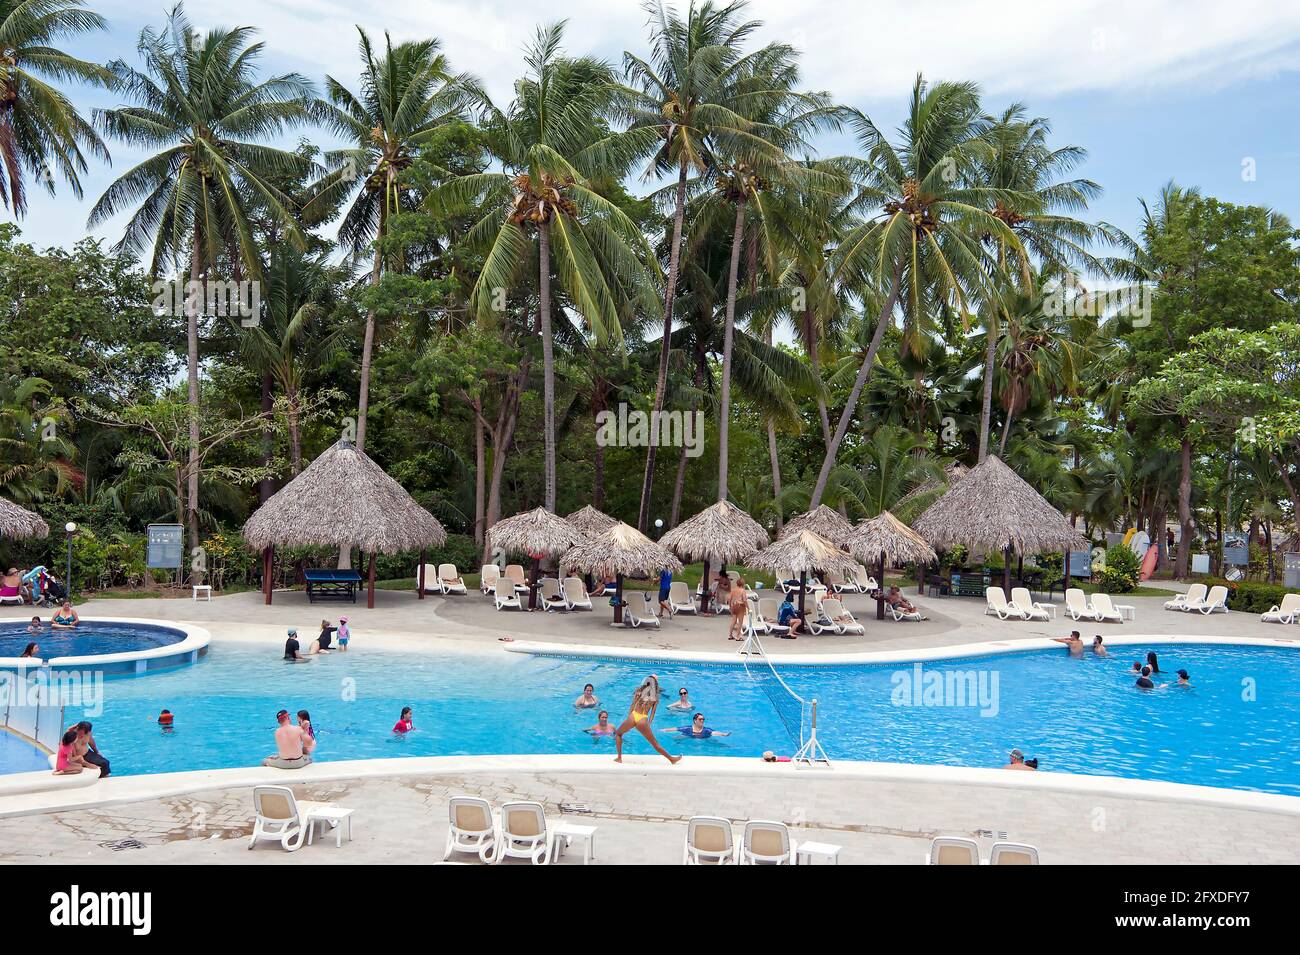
[0,621,185,658]
[4,642,1298,795]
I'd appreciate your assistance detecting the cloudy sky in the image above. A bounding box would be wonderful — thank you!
[19,0,1300,251]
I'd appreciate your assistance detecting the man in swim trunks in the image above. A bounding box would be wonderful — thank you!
[674,713,730,739]
[1002,748,1036,771]
[1052,630,1084,657]
[262,709,314,768]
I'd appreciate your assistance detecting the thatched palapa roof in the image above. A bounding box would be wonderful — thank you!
[489,507,585,557]
[912,454,1085,556]
[782,504,854,546]
[561,522,683,580]
[565,504,618,537]
[747,529,858,577]
[0,498,49,540]
[847,510,937,566]
[659,501,768,565]
[242,440,445,554]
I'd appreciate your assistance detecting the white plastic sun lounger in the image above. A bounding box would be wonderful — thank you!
[1261,593,1300,624]
[539,577,566,611]
[1187,584,1229,615]
[683,816,735,865]
[1011,587,1053,621]
[480,564,500,596]
[248,785,335,853]
[927,836,981,865]
[444,796,497,863]
[756,598,790,637]
[1091,592,1124,623]
[503,564,529,594]
[496,801,551,865]
[562,576,592,611]
[493,579,522,611]
[809,597,864,635]
[832,568,864,595]
[1065,587,1099,621]
[989,842,1040,865]
[986,587,1025,620]
[437,563,467,595]
[625,591,661,628]
[739,820,795,865]
[1164,583,1206,612]
[668,580,696,615]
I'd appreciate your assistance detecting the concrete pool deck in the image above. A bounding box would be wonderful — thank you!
[2,585,1298,864]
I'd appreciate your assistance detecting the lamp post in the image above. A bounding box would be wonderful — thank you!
[64,522,77,601]
[654,518,663,540]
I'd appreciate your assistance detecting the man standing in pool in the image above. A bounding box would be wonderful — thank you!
[1052,630,1084,657]
[614,675,681,764]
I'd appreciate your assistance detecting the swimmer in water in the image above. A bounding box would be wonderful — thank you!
[393,706,414,734]
[284,629,307,661]
[672,712,731,739]
[156,709,174,731]
[1052,630,1084,657]
[1146,651,1160,674]
[614,674,681,765]
[585,710,616,736]
[1174,669,1192,686]
[574,683,599,709]
[667,687,693,711]
[1091,635,1107,657]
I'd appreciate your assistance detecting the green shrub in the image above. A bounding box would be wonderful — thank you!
[1208,579,1290,614]
[374,534,481,581]
[1095,545,1140,594]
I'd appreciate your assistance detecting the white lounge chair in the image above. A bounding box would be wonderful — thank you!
[852,564,879,593]
[739,820,794,865]
[756,598,790,637]
[438,563,467,595]
[625,590,661,628]
[809,597,864,635]
[0,593,21,606]
[1261,593,1300,624]
[832,568,864,595]
[927,836,980,865]
[886,598,923,621]
[480,564,500,596]
[562,576,592,611]
[496,801,550,865]
[683,816,735,865]
[417,563,440,594]
[667,581,696,615]
[1187,584,1229,615]
[1065,587,1099,621]
[778,570,826,596]
[1091,592,1124,623]
[539,577,566,611]
[248,785,334,853]
[443,796,497,863]
[989,842,1040,865]
[1164,583,1206,612]
[493,579,522,611]
[504,564,529,594]
[986,587,1024,620]
[1011,587,1052,621]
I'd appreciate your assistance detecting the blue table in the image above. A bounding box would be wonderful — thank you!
[303,568,362,603]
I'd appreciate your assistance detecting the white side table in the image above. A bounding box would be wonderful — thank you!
[550,821,597,864]
[795,841,842,865]
[1115,604,1136,621]
[306,807,355,848]
[192,584,212,602]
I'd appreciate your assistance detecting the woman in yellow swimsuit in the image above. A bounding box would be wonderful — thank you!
[614,674,682,765]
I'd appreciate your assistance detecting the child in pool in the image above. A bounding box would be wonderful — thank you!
[337,616,351,651]
[393,706,414,734]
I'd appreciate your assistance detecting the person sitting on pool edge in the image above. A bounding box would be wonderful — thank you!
[1002,748,1037,771]
[1052,630,1084,657]
[262,708,314,769]
[585,710,615,736]
[72,721,109,777]
[673,712,731,739]
[52,729,90,775]
[50,601,78,630]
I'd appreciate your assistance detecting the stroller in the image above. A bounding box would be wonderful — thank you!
[37,576,66,608]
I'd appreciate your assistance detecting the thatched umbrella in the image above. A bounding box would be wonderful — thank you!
[488,507,586,610]
[659,501,769,612]
[782,504,855,546]
[560,522,682,624]
[912,454,1086,598]
[847,510,938,619]
[747,529,858,616]
[0,498,49,541]
[565,504,617,537]
[242,440,446,608]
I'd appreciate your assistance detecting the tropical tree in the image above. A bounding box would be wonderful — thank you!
[0,0,113,215]
[89,5,314,562]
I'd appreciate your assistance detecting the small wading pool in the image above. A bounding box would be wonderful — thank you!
[2,640,1295,795]
[0,620,188,659]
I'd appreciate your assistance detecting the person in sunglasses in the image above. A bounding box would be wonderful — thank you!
[667,687,693,711]
[672,712,731,739]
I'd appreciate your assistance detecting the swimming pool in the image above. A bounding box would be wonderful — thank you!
[7,641,1299,795]
[0,620,186,659]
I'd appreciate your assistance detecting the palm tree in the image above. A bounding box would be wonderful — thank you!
[306,27,473,453]
[430,22,657,512]
[810,75,1028,508]
[974,106,1103,461]
[0,0,112,215]
[89,5,314,562]
[620,0,786,530]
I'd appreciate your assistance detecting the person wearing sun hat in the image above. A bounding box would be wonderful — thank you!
[337,616,351,652]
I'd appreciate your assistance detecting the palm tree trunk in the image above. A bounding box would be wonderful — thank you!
[592,382,607,509]
[259,371,274,503]
[186,235,202,581]
[997,405,1016,457]
[1175,429,1192,578]
[717,198,745,503]
[538,219,556,512]
[473,396,485,547]
[636,159,689,531]
[805,312,833,452]
[978,309,997,462]
[764,326,784,536]
[287,385,303,476]
[809,261,904,508]
[355,230,382,453]
[669,440,689,528]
